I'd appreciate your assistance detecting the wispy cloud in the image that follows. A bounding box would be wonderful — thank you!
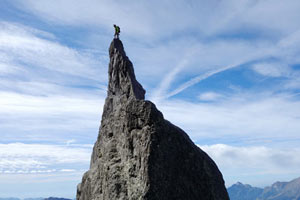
[252,62,292,77]
[164,29,300,98]
[150,47,199,101]
[251,60,300,91]
[0,22,107,143]
[166,63,239,98]
[15,0,300,40]
[13,0,300,100]
[0,22,107,82]
[146,38,270,99]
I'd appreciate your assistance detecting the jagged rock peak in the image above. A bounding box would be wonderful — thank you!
[77,39,229,200]
[108,39,145,100]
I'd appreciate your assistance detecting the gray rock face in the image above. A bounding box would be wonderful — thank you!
[77,39,229,200]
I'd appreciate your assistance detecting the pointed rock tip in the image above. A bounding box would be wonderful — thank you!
[108,38,145,100]
[109,38,126,58]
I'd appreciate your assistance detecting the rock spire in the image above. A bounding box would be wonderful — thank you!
[77,38,229,200]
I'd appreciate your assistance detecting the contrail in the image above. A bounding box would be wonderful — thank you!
[165,63,240,98]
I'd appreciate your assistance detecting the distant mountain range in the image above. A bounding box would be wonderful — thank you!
[0,198,72,200]
[228,177,300,200]
[2,177,300,200]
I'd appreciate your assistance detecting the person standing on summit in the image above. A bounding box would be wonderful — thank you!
[114,24,120,39]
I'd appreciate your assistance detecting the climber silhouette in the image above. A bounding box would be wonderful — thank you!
[114,24,120,39]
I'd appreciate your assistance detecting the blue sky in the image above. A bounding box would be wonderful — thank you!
[1,0,300,198]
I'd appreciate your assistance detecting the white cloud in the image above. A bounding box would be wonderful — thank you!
[6,2,300,100]
[0,22,110,144]
[6,1,299,101]
[66,139,76,146]
[251,60,300,90]
[0,91,104,143]
[0,22,106,82]
[155,92,300,145]
[241,0,300,34]
[0,91,103,115]
[15,0,300,40]
[201,144,300,171]
[252,62,292,77]
[285,78,300,89]
[0,143,92,174]
[60,169,76,172]
[198,92,223,101]
[199,143,300,186]
[14,0,202,38]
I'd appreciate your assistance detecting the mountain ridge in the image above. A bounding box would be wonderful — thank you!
[228,177,300,200]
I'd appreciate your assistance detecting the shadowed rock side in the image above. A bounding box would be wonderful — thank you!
[77,39,229,200]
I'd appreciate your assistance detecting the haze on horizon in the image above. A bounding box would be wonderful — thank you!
[0,0,300,198]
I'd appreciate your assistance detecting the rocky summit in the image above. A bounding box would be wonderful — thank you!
[76,39,229,200]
